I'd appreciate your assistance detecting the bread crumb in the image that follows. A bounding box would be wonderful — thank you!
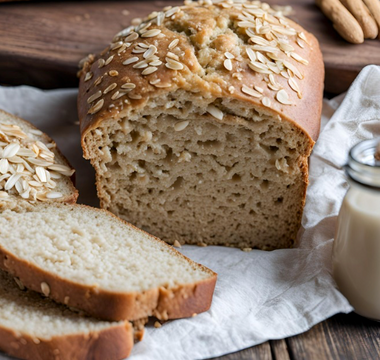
[178,151,191,163]
[154,321,162,328]
[192,313,197,317]
[232,72,243,80]
[173,240,182,248]
[242,248,252,252]
[161,310,169,321]
[197,242,207,247]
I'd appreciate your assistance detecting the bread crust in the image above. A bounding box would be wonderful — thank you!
[0,203,217,322]
[78,2,324,149]
[0,320,133,360]
[0,109,79,207]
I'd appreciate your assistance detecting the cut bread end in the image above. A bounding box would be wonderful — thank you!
[82,91,312,250]
[0,109,78,211]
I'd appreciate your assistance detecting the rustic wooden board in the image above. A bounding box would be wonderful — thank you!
[0,0,379,93]
[286,313,380,360]
[271,340,291,360]
[211,341,273,359]
[211,313,380,360]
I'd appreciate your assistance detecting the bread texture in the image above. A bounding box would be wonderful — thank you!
[78,0,324,250]
[0,269,133,360]
[0,203,217,322]
[0,109,78,210]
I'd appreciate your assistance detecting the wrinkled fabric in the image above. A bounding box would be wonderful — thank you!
[1,65,379,360]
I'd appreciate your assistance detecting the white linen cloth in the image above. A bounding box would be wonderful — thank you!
[1,65,379,360]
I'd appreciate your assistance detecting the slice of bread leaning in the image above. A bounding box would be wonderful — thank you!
[0,109,78,210]
[0,203,217,322]
[0,269,133,360]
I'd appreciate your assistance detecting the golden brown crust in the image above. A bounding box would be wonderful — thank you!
[0,321,133,360]
[153,275,217,320]
[0,203,217,322]
[0,109,79,207]
[78,1,324,148]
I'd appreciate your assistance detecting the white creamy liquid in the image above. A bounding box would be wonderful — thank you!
[332,186,380,320]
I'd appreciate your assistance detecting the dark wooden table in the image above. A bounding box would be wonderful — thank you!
[0,0,380,93]
[213,312,380,359]
[1,1,380,359]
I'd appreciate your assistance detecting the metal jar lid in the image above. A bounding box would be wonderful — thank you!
[346,138,380,189]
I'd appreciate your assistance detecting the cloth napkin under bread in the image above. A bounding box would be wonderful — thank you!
[1,65,379,360]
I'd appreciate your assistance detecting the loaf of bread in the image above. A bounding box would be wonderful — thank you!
[0,269,133,360]
[0,202,217,321]
[0,110,78,210]
[78,0,324,250]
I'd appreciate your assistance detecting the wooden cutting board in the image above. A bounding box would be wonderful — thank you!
[0,0,379,93]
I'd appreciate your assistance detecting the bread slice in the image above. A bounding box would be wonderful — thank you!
[0,269,133,360]
[78,0,324,250]
[0,203,217,322]
[0,109,78,210]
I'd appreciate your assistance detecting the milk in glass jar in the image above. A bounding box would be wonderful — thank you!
[332,138,380,320]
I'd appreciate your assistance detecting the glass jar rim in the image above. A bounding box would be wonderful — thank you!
[349,138,380,168]
[346,138,380,189]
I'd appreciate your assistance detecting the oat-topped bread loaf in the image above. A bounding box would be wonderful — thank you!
[0,270,133,360]
[0,110,78,210]
[0,203,217,321]
[78,0,324,250]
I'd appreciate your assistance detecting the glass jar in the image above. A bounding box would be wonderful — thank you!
[332,138,380,320]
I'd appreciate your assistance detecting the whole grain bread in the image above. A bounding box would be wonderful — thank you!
[0,202,217,322]
[0,109,78,210]
[78,0,324,250]
[0,269,133,360]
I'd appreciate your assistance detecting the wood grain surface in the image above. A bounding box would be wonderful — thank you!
[287,313,380,360]
[0,0,379,92]
[211,312,380,359]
